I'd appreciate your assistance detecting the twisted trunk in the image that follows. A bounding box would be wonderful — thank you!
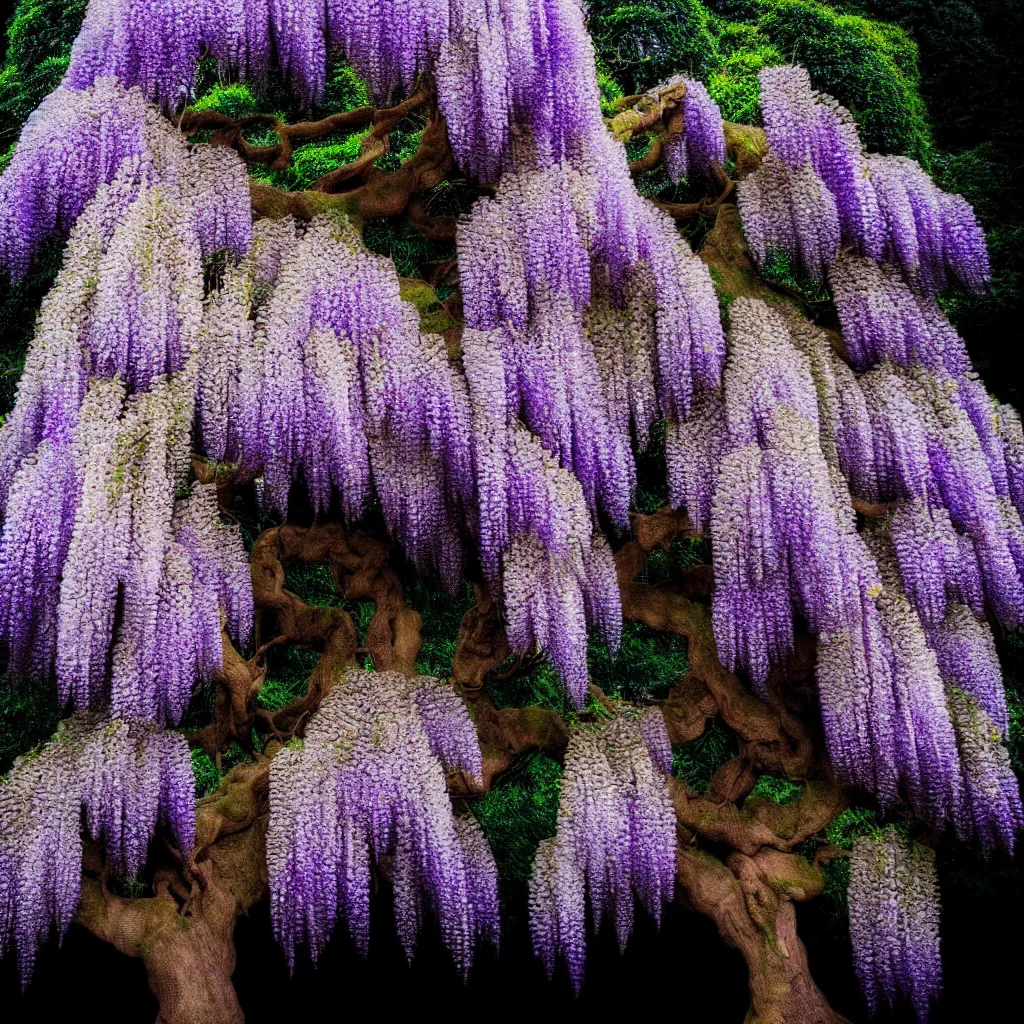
[87,882,242,1024]
[677,847,850,1024]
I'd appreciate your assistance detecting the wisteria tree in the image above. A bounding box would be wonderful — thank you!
[0,3,1020,1023]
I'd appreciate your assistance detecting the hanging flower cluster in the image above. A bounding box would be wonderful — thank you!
[463,335,622,707]
[736,150,841,279]
[1,363,251,724]
[266,670,497,974]
[660,76,727,183]
[848,827,941,1022]
[702,298,1022,845]
[867,153,990,294]
[710,300,849,688]
[64,1,603,183]
[828,253,969,376]
[0,77,251,279]
[0,711,194,986]
[854,364,1024,629]
[529,713,675,994]
[457,150,724,524]
[948,687,1024,854]
[738,66,987,290]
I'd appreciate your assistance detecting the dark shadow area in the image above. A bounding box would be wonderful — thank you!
[2,864,1019,1023]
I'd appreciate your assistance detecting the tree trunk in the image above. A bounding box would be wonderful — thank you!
[77,872,244,1024]
[677,846,850,1024]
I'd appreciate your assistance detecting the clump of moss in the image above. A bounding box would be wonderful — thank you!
[673,716,738,793]
[469,750,562,888]
[0,681,61,775]
[746,771,804,805]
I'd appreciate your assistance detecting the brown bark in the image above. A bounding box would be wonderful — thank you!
[78,870,243,1024]
[676,847,851,1024]
[250,522,422,735]
[187,632,271,759]
[76,759,273,1024]
[181,86,430,176]
[447,695,571,797]
[248,102,454,230]
[451,582,513,698]
[616,514,820,781]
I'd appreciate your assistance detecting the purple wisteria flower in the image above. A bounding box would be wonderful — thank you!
[266,670,496,975]
[849,828,942,1022]
[0,711,195,987]
[529,716,675,993]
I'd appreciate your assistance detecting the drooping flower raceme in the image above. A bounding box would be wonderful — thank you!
[741,65,987,293]
[757,64,882,258]
[711,300,848,688]
[856,364,1024,629]
[947,687,1024,855]
[848,827,941,1022]
[658,75,727,183]
[868,153,989,294]
[0,711,194,987]
[463,334,622,707]
[51,375,251,724]
[828,253,969,376]
[457,154,723,523]
[736,151,841,280]
[266,670,497,975]
[0,77,251,279]
[529,715,675,994]
[63,1,604,183]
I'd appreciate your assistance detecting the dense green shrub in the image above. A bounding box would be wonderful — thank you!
[756,1,931,160]
[590,1,932,160]
[0,0,88,135]
[588,1,721,94]
[837,1,1011,151]
[702,22,785,124]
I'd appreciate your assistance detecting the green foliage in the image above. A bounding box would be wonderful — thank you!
[936,143,1024,411]
[109,877,150,898]
[597,66,626,116]
[190,83,263,120]
[489,658,569,715]
[756,1,932,161]
[282,561,344,609]
[836,1,1018,152]
[322,64,370,114]
[998,627,1024,776]
[409,578,476,679]
[746,771,803,804]
[634,419,670,514]
[0,240,62,416]
[703,23,785,124]
[588,1,721,94]
[190,742,255,798]
[591,0,932,160]
[0,679,61,775]
[756,247,834,312]
[0,0,88,136]
[362,214,456,279]
[588,621,689,701]
[672,716,738,793]
[469,751,562,887]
